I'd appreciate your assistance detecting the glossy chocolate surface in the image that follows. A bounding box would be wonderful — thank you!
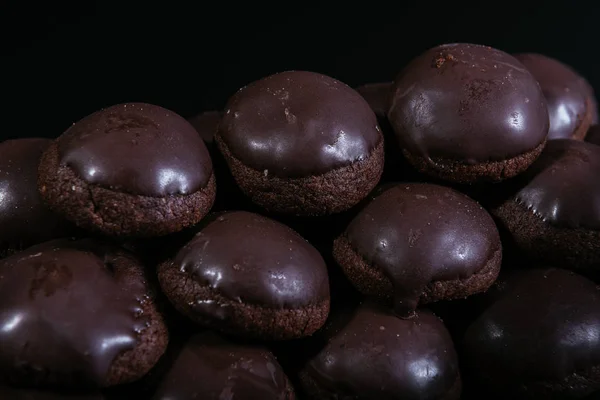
[153,331,291,399]
[355,82,393,118]
[173,211,329,311]
[515,53,596,139]
[388,43,549,162]
[57,103,212,197]
[0,138,72,249]
[344,183,500,316]
[464,268,600,381]
[305,302,459,399]
[0,239,148,386]
[219,71,382,178]
[188,110,221,145]
[512,139,600,230]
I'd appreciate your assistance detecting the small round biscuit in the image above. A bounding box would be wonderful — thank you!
[38,103,215,237]
[0,238,168,388]
[158,211,330,340]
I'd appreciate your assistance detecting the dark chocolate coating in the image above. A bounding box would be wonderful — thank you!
[0,387,103,399]
[355,82,393,118]
[304,302,460,399]
[344,183,500,315]
[188,110,221,145]
[388,43,549,162]
[512,139,600,230]
[153,331,292,400]
[0,138,72,249]
[218,70,382,178]
[57,103,213,197]
[464,268,600,382]
[515,53,596,139]
[586,125,600,146]
[0,239,148,386]
[173,211,329,309]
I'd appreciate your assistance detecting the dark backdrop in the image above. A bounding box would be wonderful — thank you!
[3,1,598,140]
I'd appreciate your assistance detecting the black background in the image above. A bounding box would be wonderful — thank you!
[3,1,599,140]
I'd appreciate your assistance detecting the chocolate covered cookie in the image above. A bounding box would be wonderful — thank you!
[388,43,549,184]
[0,238,168,388]
[0,138,75,256]
[153,331,295,399]
[299,301,461,400]
[333,183,501,317]
[38,103,216,237]
[515,53,597,140]
[216,71,384,216]
[158,211,330,340]
[464,268,600,399]
[492,139,600,276]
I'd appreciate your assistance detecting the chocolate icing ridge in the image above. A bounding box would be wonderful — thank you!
[344,183,500,316]
[304,301,460,399]
[511,139,600,230]
[388,43,549,163]
[218,70,382,178]
[464,268,600,381]
[515,53,595,140]
[172,211,330,309]
[0,238,150,386]
[153,331,291,400]
[56,103,213,197]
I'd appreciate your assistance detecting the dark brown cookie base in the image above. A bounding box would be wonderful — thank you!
[215,135,384,216]
[3,249,168,389]
[157,261,330,340]
[492,200,600,278]
[402,140,546,184]
[38,143,216,237]
[332,235,502,308]
[298,368,462,400]
[470,364,600,400]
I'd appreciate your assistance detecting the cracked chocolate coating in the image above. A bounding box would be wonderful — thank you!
[464,268,600,382]
[303,301,460,399]
[0,138,72,250]
[218,71,382,178]
[515,53,596,139]
[57,103,213,197]
[153,331,292,399]
[172,211,329,310]
[388,43,549,163]
[512,139,600,230]
[344,183,500,316]
[0,239,149,386]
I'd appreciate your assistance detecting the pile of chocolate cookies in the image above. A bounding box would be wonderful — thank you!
[1,42,600,399]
